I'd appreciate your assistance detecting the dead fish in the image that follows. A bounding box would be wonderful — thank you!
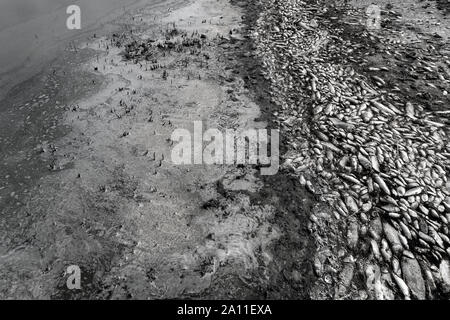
[399,234,409,249]
[371,100,395,115]
[392,273,411,300]
[381,204,400,212]
[400,150,409,163]
[374,174,390,195]
[381,196,398,206]
[370,240,381,261]
[389,212,402,219]
[358,153,372,170]
[387,102,401,114]
[306,180,315,194]
[392,257,402,276]
[367,177,374,193]
[340,173,360,185]
[399,222,412,240]
[299,175,307,186]
[419,204,429,215]
[345,195,359,214]
[372,75,386,85]
[328,83,336,95]
[339,156,350,168]
[371,155,380,172]
[404,187,423,197]
[322,142,341,153]
[418,231,435,244]
[330,118,355,130]
[362,202,373,212]
[381,238,393,261]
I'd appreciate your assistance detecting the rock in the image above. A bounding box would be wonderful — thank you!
[401,256,426,300]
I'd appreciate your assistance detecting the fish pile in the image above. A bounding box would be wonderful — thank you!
[253,0,450,299]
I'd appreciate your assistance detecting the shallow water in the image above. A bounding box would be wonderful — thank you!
[0,0,148,99]
[0,0,72,32]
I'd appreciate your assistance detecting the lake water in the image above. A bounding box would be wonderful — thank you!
[0,0,149,98]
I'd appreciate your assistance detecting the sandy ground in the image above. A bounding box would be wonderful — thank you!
[0,0,316,299]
